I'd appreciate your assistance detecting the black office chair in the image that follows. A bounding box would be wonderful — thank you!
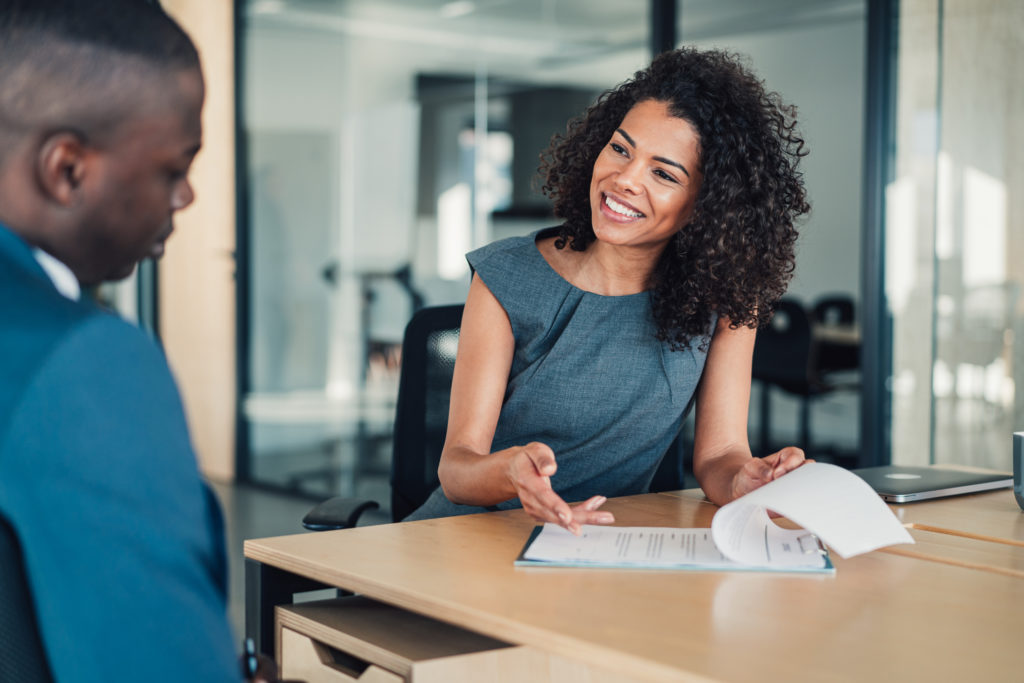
[303,304,463,529]
[388,303,464,522]
[303,304,688,530]
[810,293,859,375]
[0,515,55,683]
[752,298,843,458]
[650,428,688,493]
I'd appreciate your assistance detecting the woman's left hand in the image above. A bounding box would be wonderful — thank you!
[729,446,811,500]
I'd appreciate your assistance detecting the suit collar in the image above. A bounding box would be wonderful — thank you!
[0,222,70,297]
[32,247,80,300]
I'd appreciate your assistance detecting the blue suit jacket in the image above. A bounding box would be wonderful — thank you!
[0,224,241,681]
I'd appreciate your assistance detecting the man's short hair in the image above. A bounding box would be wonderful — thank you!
[0,0,200,161]
[0,0,198,70]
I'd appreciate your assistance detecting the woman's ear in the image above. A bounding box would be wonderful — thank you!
[36,131,89,207]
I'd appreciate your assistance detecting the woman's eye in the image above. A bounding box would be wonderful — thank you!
[654,169,677,183]
[609,142,627,156]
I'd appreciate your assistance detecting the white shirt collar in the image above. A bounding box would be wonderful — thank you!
[32,248,81,301]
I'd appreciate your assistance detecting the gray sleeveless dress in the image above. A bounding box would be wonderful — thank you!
[405,227,712,520]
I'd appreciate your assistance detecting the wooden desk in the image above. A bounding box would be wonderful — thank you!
[888,486,1024,543]
[667,487,1024,578]
[879,489,1024,578]
[245,491,1024,682]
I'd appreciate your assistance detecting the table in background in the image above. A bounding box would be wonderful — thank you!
[246,490,1024,682]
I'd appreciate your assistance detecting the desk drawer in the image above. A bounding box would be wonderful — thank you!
[276,596,654,682]
[276,596,533,682]
[279,625,402,682]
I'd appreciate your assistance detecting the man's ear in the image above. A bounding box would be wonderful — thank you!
[36,131,90,207]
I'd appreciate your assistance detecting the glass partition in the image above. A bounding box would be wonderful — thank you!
[240,0,651,503]
[888,0,1023,468]
[239,0,872,506]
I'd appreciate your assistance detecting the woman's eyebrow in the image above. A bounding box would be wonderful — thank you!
[615,127,691,178]
[654,155,690,178]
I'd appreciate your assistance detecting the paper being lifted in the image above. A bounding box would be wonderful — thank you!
[516,463,914,573]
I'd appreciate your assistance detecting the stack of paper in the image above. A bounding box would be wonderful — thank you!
[516,463,914,574]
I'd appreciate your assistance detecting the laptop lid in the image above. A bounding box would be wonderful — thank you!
[851,466,1012,503]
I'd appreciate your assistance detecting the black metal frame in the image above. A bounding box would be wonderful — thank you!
[234,0,253,482]
[650,0,678,56]
[860,0,899,467]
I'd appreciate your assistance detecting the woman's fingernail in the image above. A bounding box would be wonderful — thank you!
[559,512,570,524]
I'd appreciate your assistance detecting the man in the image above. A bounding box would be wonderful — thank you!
[0,1,256,680]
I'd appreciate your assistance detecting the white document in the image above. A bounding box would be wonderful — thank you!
[519,463,913,572]
[712,462,914,561]
[522,520,830,571]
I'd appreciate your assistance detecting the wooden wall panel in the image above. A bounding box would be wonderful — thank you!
[159,0,237,481]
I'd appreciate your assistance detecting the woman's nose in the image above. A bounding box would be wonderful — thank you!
[613,160,644,194]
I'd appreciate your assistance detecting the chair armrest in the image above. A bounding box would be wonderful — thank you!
[302,497,380,531]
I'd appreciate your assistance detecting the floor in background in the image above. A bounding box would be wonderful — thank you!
[208,479,389,639]
[248,430,395,503]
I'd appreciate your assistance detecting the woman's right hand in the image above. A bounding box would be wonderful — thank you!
[506,442,615,535]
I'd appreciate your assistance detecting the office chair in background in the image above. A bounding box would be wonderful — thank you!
[303,303,688,530]
[0,515,54,683]
[752,297,858,463]
[811,294,855,327]
[810,293,860,376]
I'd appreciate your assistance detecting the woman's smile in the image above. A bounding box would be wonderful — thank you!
[601,193,645,220]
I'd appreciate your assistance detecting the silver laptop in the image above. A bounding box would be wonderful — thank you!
[851,465,1012,503]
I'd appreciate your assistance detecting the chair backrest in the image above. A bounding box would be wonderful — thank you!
[0,515,54,683]
[390,304,464,522]
[648,432,687,492]
[811,294,855,326]
[752,298,814,393]
[810,293,860,376]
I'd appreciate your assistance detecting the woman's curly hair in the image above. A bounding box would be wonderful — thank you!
[539,46,810,351]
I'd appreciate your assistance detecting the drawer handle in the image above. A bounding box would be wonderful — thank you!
[311,640,370,679]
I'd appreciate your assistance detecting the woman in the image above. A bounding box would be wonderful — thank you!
[406,47,811,533]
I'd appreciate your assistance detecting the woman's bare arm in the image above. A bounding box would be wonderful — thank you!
[692,317,807,505]
[437,274,613,533]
